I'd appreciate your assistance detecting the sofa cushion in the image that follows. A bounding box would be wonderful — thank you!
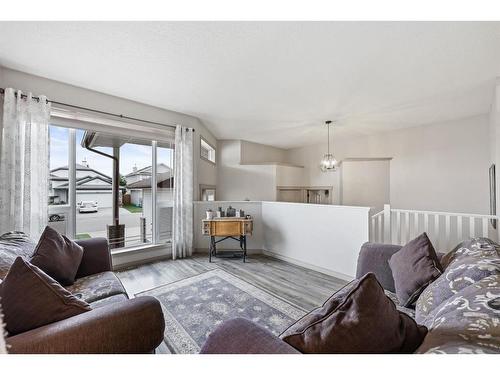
[67,271,126,303]
[416,274,500,354]
[384,290,416,318]
[89,293,128,309]
[0,231,36,280]
[389,232,443,307]
[30,226,84,286]
[0,257,90,336]
[415,238,500,323]
[279,273,427,354]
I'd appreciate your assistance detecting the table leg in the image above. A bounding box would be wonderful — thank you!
[209,236,213,262]
[243,235,247,263]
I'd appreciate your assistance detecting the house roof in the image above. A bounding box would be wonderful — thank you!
[50,164,112,180]
[55,175,120,191]
[124,163,171,177]
[127,172,174,189]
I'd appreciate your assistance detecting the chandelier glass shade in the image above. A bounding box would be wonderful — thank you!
[320,121,338,172]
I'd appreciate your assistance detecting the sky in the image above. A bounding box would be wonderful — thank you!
[49,125,173,177]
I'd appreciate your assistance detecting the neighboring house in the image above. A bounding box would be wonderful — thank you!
[49,161,124,208]
[124,163,172,206]
[126,172,174,241]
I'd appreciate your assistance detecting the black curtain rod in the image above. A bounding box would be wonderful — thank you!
[0,87,195,132]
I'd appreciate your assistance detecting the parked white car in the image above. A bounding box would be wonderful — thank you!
[78,201,98,213]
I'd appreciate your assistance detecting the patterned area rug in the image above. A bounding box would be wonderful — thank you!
[137,269,306,354]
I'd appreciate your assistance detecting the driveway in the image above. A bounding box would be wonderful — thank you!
[76,207,145,235]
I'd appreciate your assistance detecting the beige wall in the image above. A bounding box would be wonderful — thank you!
[240,140,288,164]
[287,115,491,214]
[341,159,390,212]
[216,140,277,201]
[0,67,217,199]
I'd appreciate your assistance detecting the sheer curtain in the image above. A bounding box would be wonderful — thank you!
[0,88,51,239]
[172,125,194,259]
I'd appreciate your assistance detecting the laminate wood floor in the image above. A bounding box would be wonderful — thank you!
[116,253,348,353]
[116,253,348,311]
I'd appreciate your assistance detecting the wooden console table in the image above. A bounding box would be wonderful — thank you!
[202,218,253,262]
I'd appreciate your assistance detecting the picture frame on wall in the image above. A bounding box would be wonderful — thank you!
[490,164,496,229]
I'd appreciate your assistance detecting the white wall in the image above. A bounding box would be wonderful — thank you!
[341,159,390,213]
[0,67,217,200]
[262,202,370,279]
[194,200,370,280]
[287,115,491,214]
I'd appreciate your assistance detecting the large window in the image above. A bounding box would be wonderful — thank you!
[48,119,175,251]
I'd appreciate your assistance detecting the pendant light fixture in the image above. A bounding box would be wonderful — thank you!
[320,120,338,172]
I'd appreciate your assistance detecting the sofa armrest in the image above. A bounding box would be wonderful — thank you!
[75,237,112,278]
[200,318,300,354]
[6,296,165,354]
[356,242,402,293]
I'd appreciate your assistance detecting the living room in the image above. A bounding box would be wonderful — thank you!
[1,1,499,373]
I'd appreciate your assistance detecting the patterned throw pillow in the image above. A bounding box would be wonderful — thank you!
[416,274,500,354]
[0,231,36,280]
[415,238,500,323]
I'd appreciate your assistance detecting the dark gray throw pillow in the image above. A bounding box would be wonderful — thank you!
[389,232,443,307]
[0,257,90,335]
[279,273,427,353]
[30,226,84,286]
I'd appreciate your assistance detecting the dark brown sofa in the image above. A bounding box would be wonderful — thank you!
[201,239,500,354]
[1,233,165,354]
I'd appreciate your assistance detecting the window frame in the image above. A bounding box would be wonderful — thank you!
[199,184,217,201]
[48,116,175,251]
[200,135,216,165]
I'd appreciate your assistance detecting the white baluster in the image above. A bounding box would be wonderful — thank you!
[413,212,419,237]
[378,215,382,243]
[396,211,402,245]
[404,212,410,243]
[434,215,440,250]
[482,217,488,238]
[457,216,462,241]
[470,217,475,238]
[424,213,429,234]
[371,218,375,242]
[445,215,450,251]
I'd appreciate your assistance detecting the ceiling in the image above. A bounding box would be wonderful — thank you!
[0,21,500,149]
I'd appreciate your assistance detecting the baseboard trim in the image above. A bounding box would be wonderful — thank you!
[262,250,354,282]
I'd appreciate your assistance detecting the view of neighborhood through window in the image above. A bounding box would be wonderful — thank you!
[200,137,216,164]
[48,124,175,250]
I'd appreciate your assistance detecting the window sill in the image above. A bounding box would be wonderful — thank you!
[111,241,172,256]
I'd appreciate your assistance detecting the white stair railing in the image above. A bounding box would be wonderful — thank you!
[370,204,500,251]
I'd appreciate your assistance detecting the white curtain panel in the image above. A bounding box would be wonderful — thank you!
[173,125,194,259]
[0,88,51,239]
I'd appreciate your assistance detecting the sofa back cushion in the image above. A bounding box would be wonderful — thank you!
[416,274,500,353]
[0,257,91,336]
[415,238,500,323]
[279,273,427,354]
[30,226,84,286]
[0,231,36,280]
[389,232,443,307]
